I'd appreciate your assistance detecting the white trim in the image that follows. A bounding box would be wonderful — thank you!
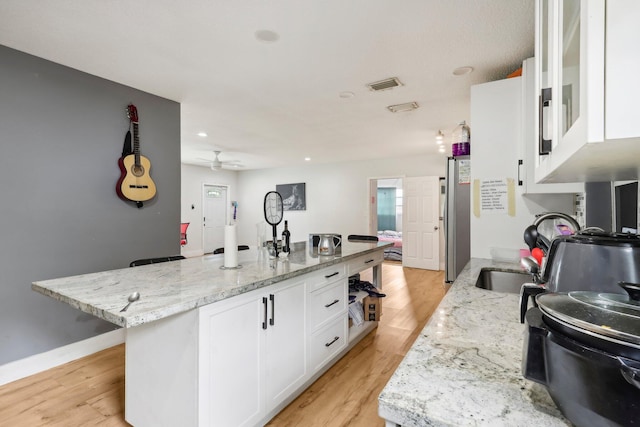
[201,182,231,254]
[182,248,205,258]
[0,328,125,386]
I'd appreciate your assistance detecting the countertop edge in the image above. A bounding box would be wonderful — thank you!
[32,241,393,328]
[377,257,569,427]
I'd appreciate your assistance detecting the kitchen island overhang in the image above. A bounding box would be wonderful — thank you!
[32,241,391,328]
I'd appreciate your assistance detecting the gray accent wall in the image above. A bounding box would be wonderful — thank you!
[0,45,181,364]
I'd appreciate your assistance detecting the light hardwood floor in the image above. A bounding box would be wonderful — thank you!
[0,262,447,427]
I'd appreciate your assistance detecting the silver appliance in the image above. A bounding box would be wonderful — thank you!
[444,156,471,283]
[308,233,342,257]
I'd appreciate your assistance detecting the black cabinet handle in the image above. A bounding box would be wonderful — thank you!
[518,159,523,186]
[325,336,340,347]
[365,259,374,264]
[324,299,340,308]
[324,272,339,279]
[262,297,268,330]
[269,294,275,326]
[539,87,552,155]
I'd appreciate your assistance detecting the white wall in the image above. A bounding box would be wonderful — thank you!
[470,76,577,260]
[470,192,575,260]
[235,155,445,248]
[181,164,239,257]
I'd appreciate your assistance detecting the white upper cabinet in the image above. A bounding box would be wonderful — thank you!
[534,0,640,183]
[521,58,584,193]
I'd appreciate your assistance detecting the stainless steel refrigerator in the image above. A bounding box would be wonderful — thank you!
[444,156,471,283]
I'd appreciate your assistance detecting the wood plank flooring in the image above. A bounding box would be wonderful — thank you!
[0,262,447,427]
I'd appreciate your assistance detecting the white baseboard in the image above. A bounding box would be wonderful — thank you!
[181,248,204,258]
[0,328,125,386]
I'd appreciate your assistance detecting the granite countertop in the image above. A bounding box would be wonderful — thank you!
[32,241,391,328]
[378,258,570,427]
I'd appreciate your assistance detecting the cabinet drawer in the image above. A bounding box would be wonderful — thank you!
[307,280,347,331]
[308,316,348,373]
[306,264,346,293]
[347,251,384,275]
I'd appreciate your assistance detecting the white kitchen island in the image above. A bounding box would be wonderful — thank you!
[33,241,390,427]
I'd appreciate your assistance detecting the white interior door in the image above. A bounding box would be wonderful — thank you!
[402,176,440,270]
[203,184,228,253]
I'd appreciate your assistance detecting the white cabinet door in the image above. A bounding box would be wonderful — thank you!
[264,280,307,409]
[535,0,603,169]
[604,0,640,140]
[201,279,308,426]
[534,0,640,183]
[471,77,530,258]
[521,58,583,193]
[200,293,264,427]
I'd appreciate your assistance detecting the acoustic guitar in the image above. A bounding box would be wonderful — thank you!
[116,104,157,206]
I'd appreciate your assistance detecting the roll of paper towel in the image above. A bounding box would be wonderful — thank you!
[224,224,238,268]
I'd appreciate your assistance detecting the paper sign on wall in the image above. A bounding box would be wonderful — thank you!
[476,178,516,216]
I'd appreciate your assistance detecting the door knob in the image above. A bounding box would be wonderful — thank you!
[434,226,439,231]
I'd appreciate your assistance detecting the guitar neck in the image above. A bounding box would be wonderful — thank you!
[132,122,141,166]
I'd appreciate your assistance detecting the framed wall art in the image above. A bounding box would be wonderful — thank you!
[276,182,306,211]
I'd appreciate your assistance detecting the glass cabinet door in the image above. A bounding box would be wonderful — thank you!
[560,0,580,137]
[540,0,551,101]
[537,0,553,155]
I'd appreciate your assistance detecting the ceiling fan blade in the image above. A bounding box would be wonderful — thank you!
[197,150,244,170]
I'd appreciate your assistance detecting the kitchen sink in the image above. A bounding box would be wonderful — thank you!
[475,268,531,294]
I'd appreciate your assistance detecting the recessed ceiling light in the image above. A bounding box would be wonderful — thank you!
[304,157,311,162]
[452,66,474,76]
[339,91,355,99]
[197,132,207,137]
[255,29,280,42]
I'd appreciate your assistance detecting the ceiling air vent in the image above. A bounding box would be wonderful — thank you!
[367,77,403,92]
[387,102,419,113]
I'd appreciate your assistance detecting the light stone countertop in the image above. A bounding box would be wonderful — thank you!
[378,258,571,427]
[32,241,390,328]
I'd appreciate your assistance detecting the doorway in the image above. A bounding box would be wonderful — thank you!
[369,178,404,263]
[369,176,440,269]
[203,184,229,254]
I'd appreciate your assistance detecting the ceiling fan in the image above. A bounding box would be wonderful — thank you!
[200,151,242,171]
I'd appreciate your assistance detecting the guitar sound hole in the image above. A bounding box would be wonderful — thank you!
[132,165,145,177]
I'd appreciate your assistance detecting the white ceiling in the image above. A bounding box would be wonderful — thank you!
[0,0,534,170]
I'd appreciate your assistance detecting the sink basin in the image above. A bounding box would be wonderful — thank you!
[475,268,531,294]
